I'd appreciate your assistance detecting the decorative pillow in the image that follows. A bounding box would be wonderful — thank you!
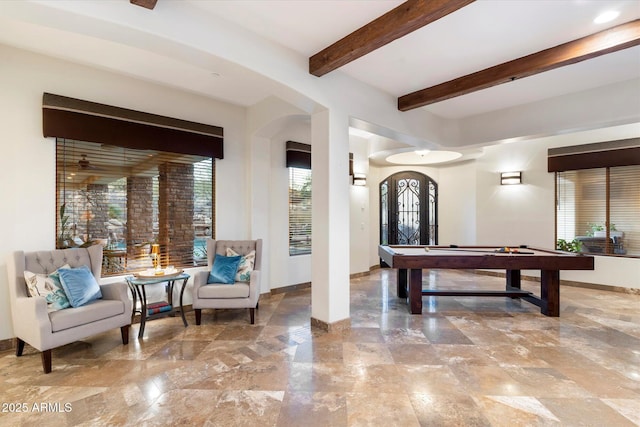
[24,265,71,311]
[57,265,103,307]
[207,254,242,284]
[226,248,256,282]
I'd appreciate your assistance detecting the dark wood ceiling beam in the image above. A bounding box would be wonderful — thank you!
[130,0,158,10]
[309,0,475,77]
[398,19,640,111]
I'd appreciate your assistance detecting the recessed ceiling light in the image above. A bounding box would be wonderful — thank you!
[594,10,619,24]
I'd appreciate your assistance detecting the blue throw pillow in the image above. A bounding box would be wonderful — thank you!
[57,265,103,307]
[208,254,242,284]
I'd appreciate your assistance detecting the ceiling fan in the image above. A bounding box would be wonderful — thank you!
[77,154,103,171]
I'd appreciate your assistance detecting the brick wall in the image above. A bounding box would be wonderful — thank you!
[86,184,109,242]
[158,162,195,267]
[127,176,154,264]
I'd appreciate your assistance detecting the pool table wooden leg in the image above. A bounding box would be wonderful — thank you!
[397,269,408,298]
[541,270,560,317]
[506,269,521,289]
[409,268,423,314]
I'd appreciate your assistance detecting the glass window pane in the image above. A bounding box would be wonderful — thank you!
[289,167,312,255]
[56,139,213,275]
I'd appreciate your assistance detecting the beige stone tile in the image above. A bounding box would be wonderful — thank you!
[1,269,639,426]
[276,391,347,427]
[346,391,420,427]
[539,398,639,427]
[409,392,492,427]
[473,395,562,427]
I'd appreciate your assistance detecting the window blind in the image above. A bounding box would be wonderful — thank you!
[556,165,639,256]
[289,167,312,256]
[56,138,213,276]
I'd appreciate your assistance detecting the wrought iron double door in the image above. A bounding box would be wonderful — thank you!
[380,171,437,246]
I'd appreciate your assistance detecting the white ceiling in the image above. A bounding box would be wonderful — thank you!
[1,0,639,149]
[186,0,640,118]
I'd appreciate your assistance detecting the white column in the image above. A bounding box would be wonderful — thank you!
[249,136,271,294]
[311,108,350,326]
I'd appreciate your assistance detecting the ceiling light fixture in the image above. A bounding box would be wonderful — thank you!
[594,10,619,24]
[386,150,462,165]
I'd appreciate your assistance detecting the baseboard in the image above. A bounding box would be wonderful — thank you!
[311,316,351,332]
[270,282,311,295]
[473,269,638,294]
[0,338,14,352]
[270,269,380,295]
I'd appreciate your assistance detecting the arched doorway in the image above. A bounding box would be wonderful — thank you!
[380,171,438,245]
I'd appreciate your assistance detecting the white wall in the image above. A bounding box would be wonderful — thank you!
[349,136,370,275]
[268,121,312,289]
[438,161,477,245]
[475,141,555,248]
[0,45,248,340]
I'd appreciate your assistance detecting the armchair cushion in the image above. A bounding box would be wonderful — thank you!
[49,299,125,332]
[207,254,241,284]
[198,282,250,299]
[226,248,255,282]
[58,265,102,307]
[24,265,71,312]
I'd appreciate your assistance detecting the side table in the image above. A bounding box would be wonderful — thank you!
[126,272,190,339]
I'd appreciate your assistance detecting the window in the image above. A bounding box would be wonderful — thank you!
[289,167,312,255]
[556,165,639,256]
[56,138,213,276]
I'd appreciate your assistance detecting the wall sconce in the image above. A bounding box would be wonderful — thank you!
[500,171,522,185]
[352,173,367,186]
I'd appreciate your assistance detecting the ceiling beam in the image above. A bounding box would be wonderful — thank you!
[398,19,640,111]
[309,0,475,77]
[130,0,157,10]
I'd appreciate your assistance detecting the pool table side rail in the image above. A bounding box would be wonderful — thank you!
[378,245,595,271]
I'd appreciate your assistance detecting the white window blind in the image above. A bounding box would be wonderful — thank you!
[56,138,213,275]
[289,167,312,255]
[556,165,639,256]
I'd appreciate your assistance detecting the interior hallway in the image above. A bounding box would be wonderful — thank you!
[1,269,639,426]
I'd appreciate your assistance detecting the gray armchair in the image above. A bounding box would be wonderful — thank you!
[192,239,262,325]
[7,245,132,373]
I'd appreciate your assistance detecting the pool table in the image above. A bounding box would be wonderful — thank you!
[378,245,595,317]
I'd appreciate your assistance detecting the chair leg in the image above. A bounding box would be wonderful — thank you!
[41,350,52,374]
[249,308,255,325]
[16,338,25,357]
[121,325,130,345]
[195,309,202,325]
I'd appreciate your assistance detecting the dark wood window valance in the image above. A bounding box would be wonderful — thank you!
[285,140,354,175]
[43,93,224,159]
[548,138,640,172]
[286,141,311,169]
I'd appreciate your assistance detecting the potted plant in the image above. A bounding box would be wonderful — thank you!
[589,223,623,238]
[557,238,582,253]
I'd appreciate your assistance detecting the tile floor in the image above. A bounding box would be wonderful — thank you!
[1,269,639,426]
